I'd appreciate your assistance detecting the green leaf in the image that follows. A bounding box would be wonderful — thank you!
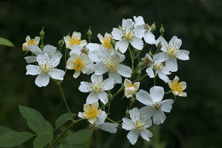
[0,37,14,47]
[0,131,33,147]
[0,126,13,136]
[32,121,54,148]
[19,105,48,132]
[58,144,87,148]
[55,113,76,128]
[65,129,93,145]
[33,134,50,148]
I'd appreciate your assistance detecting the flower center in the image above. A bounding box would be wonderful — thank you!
[27,39,37,46]
[144,23,150,31]
[81,47,89,55]
[167,48,177,57]
[70,36,81,46]
[155,63,163,71]
[104,59,118,73]
[71,57,84,71]
[104,36,113,48]
[153,102,162,111]
[83,105,99,119]
[134,120,145,133]
[172,82,183,93]
[40,63,51,73]
[122,29,135,41]
[92,83,103,94]
[126,84,134,88]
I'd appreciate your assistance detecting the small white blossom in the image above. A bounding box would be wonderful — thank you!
[26,53,65,87]
[122,107,153,145]
[22,35,40,52]
[124,79,140,98]
[133,16,156,45]
[97,33,115,52]
[78,102,102,124]
[90,111,118,133]
[94,49,132,84]
[64,31,87,49]
[79,74,114,105]
[168,76,187,97]
[111,18,145,53]
[136,86,174,125]
[145,54,171,83]
[154,36,190,72]
[66,53,88,78]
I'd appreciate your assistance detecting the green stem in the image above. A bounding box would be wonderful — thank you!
[48,119,83,148]
[165,90,172,94]
[128,46,134,72]
[58,84,74,121]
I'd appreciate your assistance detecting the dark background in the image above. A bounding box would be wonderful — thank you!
[0,0,222,147]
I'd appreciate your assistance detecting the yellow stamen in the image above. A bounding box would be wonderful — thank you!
[27,39,37,46]
[71,57,84,71]
[41,63,50,73]
[153,102,162,111]
[104,36,113,48]
[70,36,81,45]
[83,105,99,119]
[172,82,183,93]
[127,84,134,88]
[92,83,102,94]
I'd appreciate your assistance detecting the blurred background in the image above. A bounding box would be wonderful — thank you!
[0,0,222,147]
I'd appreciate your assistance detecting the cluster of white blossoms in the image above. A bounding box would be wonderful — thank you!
[22,16,189,145]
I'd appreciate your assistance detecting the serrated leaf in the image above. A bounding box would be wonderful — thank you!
[55,113,76,128]
[0,131,33,147]
[0,37,14,47]
[65,129,92,145]
[19,105,47,132]
[0,126,13,136]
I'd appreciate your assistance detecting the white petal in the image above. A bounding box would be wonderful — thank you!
[122,118,134,130]
[161,99,174,113]
[166,58,178,72]
[134,25,145,38]
[153,110,166,125]
[88,50,101,62]
[115,40,129,53]
[103,78,114,90]
[153,52,167,63]
[139,106,154,119]
[144,32,156,45]
[79,82,91,92]
[178,92,187,97]
[35,73,50,87]
[136,90,153,106]
[98,92,108,105]
[181,81,187,90]
[26,65,40,75]
[158,71,169,83]
[98,122,118,133]
[86,93,99,104]
[130,38,143,50]
[129,107,140,123]
[73,71,80,78]
[169,36,182,49]
[96,111,107,124]
[146,67,155,78]
[43,45,56,56]
[91,74,103,83]
[28,44,43,55]
[111,28,123,40]
[36,53,49,65]
[34,36,40,45]
[50,53,62,67]
[117,65,132,78]
[127,130,139,145]
[94,63,106,75]
[141,129,153,141]
[24,56,36,63]
[133,16,145,26]
[150,86,164,102]
[156,36,168,51]
[122,19,134,28]
[177,50,190,60]
[109,73,122,84]
[49,68,65,80]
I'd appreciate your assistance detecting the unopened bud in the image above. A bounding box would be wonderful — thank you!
[118,25,122,30]
[110,38,116,48]
[39,27,45,38]
[125,108,129,117]
[58,39,64,48]
[130,97,136,104]
[157,41,162,49]
[151,23,156,33]
[148,49,153,57]
[159,24,165,36]
[87,26,92,42]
